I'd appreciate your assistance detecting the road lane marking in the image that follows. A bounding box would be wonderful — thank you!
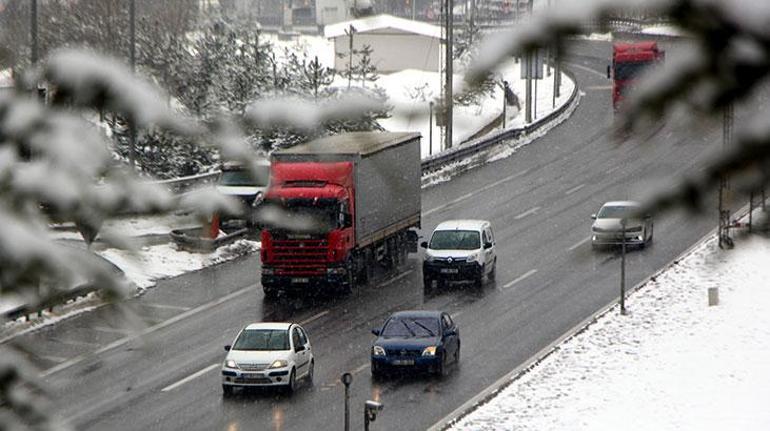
[41,284,256,378]
[381,270,413,287]
[300,310,330,326]
[565,184,585,195]
[514,206,540,220]
[91,326,131,335]
[503,269,538,289]
[568,236,591,251]
[351,363,370,375]
[584,85,612,91]
[423,169,530,217]
[39,355,67,363]
[142,303,191,312]
[161,363,219,392]
[565,62,609,78]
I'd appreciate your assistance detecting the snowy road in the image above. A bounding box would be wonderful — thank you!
[16,39,758,430]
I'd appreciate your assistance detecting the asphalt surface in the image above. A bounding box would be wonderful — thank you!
[9,39,759,431]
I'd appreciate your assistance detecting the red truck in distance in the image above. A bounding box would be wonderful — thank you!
[258,132,421,298]
[608,41,665,111]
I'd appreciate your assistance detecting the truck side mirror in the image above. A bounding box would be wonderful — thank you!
[606,65,611,79]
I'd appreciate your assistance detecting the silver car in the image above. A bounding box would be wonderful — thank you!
[591,201,653,248]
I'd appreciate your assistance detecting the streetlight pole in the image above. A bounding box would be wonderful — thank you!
[341,373,352,431]
[429,101,434,155]
[30,0,38,66]
[129,0,137,171]
[620,218,627,316]
[444,0,454,150]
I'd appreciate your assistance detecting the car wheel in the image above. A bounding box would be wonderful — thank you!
[454,342,460,364]
[306,360,314,386]
[437,353,449,377]
[371,362,384,380]
[287,368,297,395]
[222,385,233,397]
[473,269,484,288]
[488,260,496,281]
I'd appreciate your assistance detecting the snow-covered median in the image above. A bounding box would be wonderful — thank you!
[450,234,770,430]
[99,239,260,292]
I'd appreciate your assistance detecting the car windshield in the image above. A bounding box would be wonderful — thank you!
[597,205,637,219]
[381,317,439,338]
[220,166,269,187]
[429,230,480,250]
[232,329,289,351]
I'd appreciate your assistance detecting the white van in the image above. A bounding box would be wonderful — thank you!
[421,220,497,290]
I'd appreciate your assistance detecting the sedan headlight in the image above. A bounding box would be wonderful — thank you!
[268,360,288,369]
[225,360,238,369]
[422,346,437,356]
[372,346,386,356]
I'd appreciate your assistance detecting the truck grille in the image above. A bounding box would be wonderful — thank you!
[270,239,328,275]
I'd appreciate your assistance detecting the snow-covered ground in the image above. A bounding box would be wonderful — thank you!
[449,228,770,430]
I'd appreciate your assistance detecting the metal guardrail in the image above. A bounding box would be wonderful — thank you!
[151,171,220,195]
[421,69,579,174]
[4,284,100,322]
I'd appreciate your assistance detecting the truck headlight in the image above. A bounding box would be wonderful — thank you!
[269,360,288,369]
[422,346,437,356]
[372,346,386,356]
[225,360,238,369]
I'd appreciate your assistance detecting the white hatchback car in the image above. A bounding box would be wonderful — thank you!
[221,322,313,395]
[421,220,497,290]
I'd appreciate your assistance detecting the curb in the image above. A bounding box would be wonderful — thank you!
[428,203,758,431]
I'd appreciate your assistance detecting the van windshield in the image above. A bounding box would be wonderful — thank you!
[220,166,269,187]
[429,230,480,250]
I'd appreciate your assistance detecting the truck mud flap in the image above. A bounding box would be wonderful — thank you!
[406,230,419,253]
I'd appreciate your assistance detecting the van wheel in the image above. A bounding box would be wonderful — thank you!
[423,276,434,293]
[488,260,496,281]
[222,385,233,397]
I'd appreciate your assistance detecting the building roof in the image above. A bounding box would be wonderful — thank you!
[324,14,442,40]
[434,219,490,232]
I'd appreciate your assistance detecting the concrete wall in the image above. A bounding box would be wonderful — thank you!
[333,33,441,74]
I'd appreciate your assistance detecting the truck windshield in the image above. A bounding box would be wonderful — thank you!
[233,329,289,351]
[261,198,342,233]
[429,230,480,250]
[614,61,653,81]
[220,166,269,187]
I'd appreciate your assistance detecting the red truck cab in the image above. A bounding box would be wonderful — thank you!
[608,41,665,111]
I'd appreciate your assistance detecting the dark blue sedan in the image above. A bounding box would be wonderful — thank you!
[370,310,460,378]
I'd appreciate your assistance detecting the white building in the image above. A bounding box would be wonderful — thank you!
[324,14,442,74]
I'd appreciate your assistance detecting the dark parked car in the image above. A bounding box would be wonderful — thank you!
[370,310,460,378]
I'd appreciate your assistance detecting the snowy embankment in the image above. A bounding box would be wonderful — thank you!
[449,231,770,430]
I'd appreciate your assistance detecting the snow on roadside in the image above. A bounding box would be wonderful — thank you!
[450,233,770,430]
[99,239,261,292]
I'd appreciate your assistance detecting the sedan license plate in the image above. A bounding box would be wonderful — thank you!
[392,359,414,366]
[440,268,459,274]
[291,277,309,283]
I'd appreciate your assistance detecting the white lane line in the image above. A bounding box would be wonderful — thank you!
[423,169,530,216]
[584,85,612,91]
[39,355,67,363]
[91,326,131,335]
[514,206,541,220]
[565,62,609,78]
[161,363,219,392]
[351,363,370,375]
[503,269,538,289]
[41,284,255,378]
[565,184,585,195]
[568,236,591,251]
[142,303,191,312]
[300,310,330,326]
[381,270,413,287]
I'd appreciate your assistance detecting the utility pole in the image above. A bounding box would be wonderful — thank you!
[718,103,733,248]
[30,0,38,66]
[444,0,454,150]
[525,52,532,123]
[346,25,355,89]
[469,0,476,44]
[620,218,627,315]
[129,0,137,172]
[429,101,434,155]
